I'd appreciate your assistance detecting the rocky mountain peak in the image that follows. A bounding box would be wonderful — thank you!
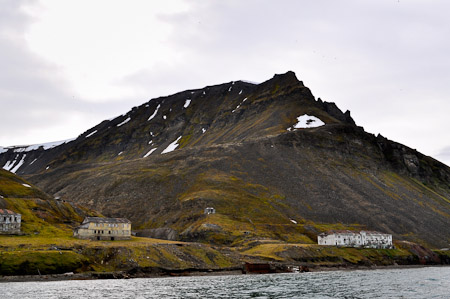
[1,72,449,248]
[258,71,304,92]
[271,70,303,85]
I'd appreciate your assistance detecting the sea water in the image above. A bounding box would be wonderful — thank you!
[1,266,449,298]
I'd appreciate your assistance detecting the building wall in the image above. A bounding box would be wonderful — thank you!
[361,232,393,249]
[318,234,335,245]
[319,232,362,246]
[0,213,21,234]
[74,222,131,240]
[319,231,393,248]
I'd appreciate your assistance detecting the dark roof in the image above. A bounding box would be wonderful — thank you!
[321,230,390,236]
[360,230,390,235]
[326,230,357,234]
[76,223,90,229]
[0,209,20,215]
[82,217,131,224]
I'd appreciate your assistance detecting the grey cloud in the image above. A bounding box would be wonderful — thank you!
[1,0,449,166]
[127,0,450,161]
[436,146,450,167]
[0,1,140,146]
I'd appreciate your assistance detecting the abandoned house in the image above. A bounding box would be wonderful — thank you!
[318,230,393,249]
[0,209,21,234]
[73,217,131,240]
[204,207,216,215]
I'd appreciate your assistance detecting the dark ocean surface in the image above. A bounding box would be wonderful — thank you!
[1,266,449,298]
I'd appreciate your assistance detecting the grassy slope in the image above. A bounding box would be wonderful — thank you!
[0,170,236,275]
[1,170,447,276]
[0,169,49,199]
[29,124,450,249]
[0,170,86,275]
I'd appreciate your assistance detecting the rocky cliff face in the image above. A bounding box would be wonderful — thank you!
[0,72,353,174]
[1,71,449,248]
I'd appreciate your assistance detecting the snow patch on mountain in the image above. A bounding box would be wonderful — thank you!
[288,114,325,130]
[241,80,259,85]
[184,99,191,108]
[85,130,97,138]
[161,136,182,154]
[2,155,18,171]
[11,154,26,173]
[148,104,161,121]
[232,97,248,113]
[143,148,157,158]
[9,139,74,153]
[117,117,131,127]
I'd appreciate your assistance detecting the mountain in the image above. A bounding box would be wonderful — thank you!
[1,71,449,248]
[1,71,354,172]
[0,169,93,236]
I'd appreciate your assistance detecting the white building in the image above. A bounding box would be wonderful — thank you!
[318,230,393,249]
[360,231,393,249]
[204,207,215,215]
[73,217,131,241]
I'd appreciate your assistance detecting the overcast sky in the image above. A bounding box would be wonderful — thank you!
[1,0,449,165]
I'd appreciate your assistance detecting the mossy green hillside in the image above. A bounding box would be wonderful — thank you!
[0,169,49,199]
[241,243,414,266]
[0,233,236,275]
[2,231,442,277]
[0,250,87,276]
[2,197,87,236]
[28,125,450,249]
[0,170,96,237]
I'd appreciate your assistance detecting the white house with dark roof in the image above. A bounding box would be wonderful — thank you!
[73,217,131,240]
[0,209,21,234]
[318,230,393,249]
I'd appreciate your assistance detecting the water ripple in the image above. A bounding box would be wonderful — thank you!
[1,267,449,299]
